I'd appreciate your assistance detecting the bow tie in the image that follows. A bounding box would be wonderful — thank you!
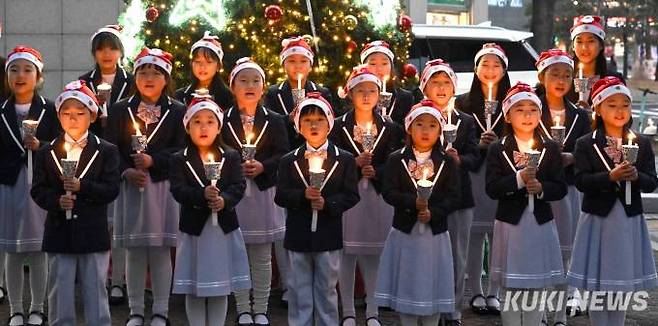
[66,138,88,151]
[137,102,161,125]
[604,136,623,165]
[408,159,434,180]
[304,149,327,160]
[513,150,529,168]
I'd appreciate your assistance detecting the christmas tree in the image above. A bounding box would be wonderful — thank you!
[118,0,416,94]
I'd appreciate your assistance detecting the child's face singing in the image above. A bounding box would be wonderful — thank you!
[540,64,573,98]
[596,93,631,130]
[365,53,392,82]
[505,100,541,135]
[135,65,167,101]
[350,82,379,112]
[475,54,505,86]
[231,68,264,106]
[58,99,95,140]
[299,111,330,147]
[192,50,220,85]
[424,72,454,108]
[283,54,312,83]
[187,110,220,148]
[408,114,441,151]
[94,46,122,73]
[7,59,38,97]
[573,33,601,65]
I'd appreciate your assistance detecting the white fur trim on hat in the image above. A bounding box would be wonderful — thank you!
[280,46,314,65]
[339,73,382,99]
[420,65,457,94]
[6,52,44,72]
[55,90,99,114]
[571,23,605,40]
[134,54,172,75]
[591,84,632,108]
[474,47,508,67]
[183,100,224,128]
[502,92,542,116]
[293,98,335,132]
[229,58,265,88]
[404,106,446,131]
[360,45,394,64]
[537,55,574,74]
[191,31,224,63]
[91,27,122,43]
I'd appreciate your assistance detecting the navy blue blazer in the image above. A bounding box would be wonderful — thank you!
[574,127,658,217]
[105,94,186,182]
[169,145,246,235]
[329,111,402,193]
[31,133,120,253]
[275,143,360,252]
[382,145,461,235]
[0,94,61,185]
[220,105,289,190]
[486,134,568,225]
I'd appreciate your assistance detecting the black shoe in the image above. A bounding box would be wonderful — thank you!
[125,314,144,326]
[7,312,24,326]
[26,311,46,326]
[469,294,487,314]
[109,285,127,306]
[485,295,501,315]
[253,313,270,326]
[237,312,253,326]
[150,314,171,326]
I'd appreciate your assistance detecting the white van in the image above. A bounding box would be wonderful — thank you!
[409,23,540,95]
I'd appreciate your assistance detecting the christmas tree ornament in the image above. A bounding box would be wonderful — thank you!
[146,6,160,23]
[344,15,358,30]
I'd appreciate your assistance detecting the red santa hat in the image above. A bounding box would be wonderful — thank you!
[55,80,100,114]
[191,31,224,63]
[571,15,606,40]
[360,40,395,64]
[404,99,446,131]
[229,57,266,88]
[474,43,508,68]
[280,36,314,64]
[502,82,542,116]
[590,76,632,108]
[5,46,44,72]
[536,49,574,74]
[183,92,224,128]
[292,92,335,132]
[420,59,458,94]
[91,24,123,43]
[337,65,382,99]
[134,47,173,75]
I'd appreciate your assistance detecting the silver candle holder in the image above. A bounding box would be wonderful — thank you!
[377,91,393,117]
[573,78,590,103]
[309,169,326,233]
[204,161,222,226]
[416,179,433,235]
[484,100,498,131]
[550,126,566,146]
[241,144,256,161]
[362,133,375,153]
[131,135,148,192]
[22,120,39,184]
[97,83,112,117]
[443,124,458,149]
[622,144,639,205]
[524,149,541,212]
[291,88,306,107]
[61,158,78,220]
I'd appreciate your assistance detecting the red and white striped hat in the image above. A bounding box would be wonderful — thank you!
[292,92,335,132]
[360,40,394,64]
[183,92,224,128]
[590,76,631,108]
[502,82,542,116]
[229,57,265,88]
[404,99,446,131]
[337,65,382,99]
[474,43,508,67]
[280,36,314,64]
[134,47,173,75]
[191,31,224,63]
[536,49,574,74]
[571,15,606,40]
[420,59,457,93]
[5,46,44,72]
[55,80,100,114]
[91,24,123,43]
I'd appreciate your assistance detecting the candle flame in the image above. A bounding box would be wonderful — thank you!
[422,167,429,181]
[365,122,372,135]
[628,132,635,146]
[133,123,142,136]
[308,156,324,172]
[64,142,71,160]
[554,115,561,127]
[529,138,535,150]
[207,153,214,163]
[246,133,254,145]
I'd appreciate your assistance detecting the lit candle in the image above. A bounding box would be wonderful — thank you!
[64,142,71,160]
[207,153,214,163]
[447,105,452,126]
[578,63,584,79]
[297,73,303,90]
[488,82,493,102]
[628,132,634,146]
[365,122,372,136]
[554,115,561,128]
[529,138,534,150]
[308,155,325,173]
[382,75,388,93]
[134,122,142,137]
[246,132,253,146]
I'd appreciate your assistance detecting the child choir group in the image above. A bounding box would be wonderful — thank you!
[0,13,656,326]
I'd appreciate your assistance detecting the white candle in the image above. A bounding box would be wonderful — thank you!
[382,75,388,93]
[64,142,71,160]
[447,106,452,126]
[628,133,634,146]
[246,133,253,146]
[554,115,561,128]
[578,63,584,79]
[297,73,303,90]
[208,153,214,163]
[488,82,493,102]
[365,122,372,136]
[309,156,325,173]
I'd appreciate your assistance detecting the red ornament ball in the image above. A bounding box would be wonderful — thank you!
[403,63,418,78]
[399,14,413,32]
[265,5,283,22]
[146,6,159,23]
[346,41,358,53]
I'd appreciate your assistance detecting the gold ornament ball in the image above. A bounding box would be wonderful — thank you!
[344,15,358,30]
